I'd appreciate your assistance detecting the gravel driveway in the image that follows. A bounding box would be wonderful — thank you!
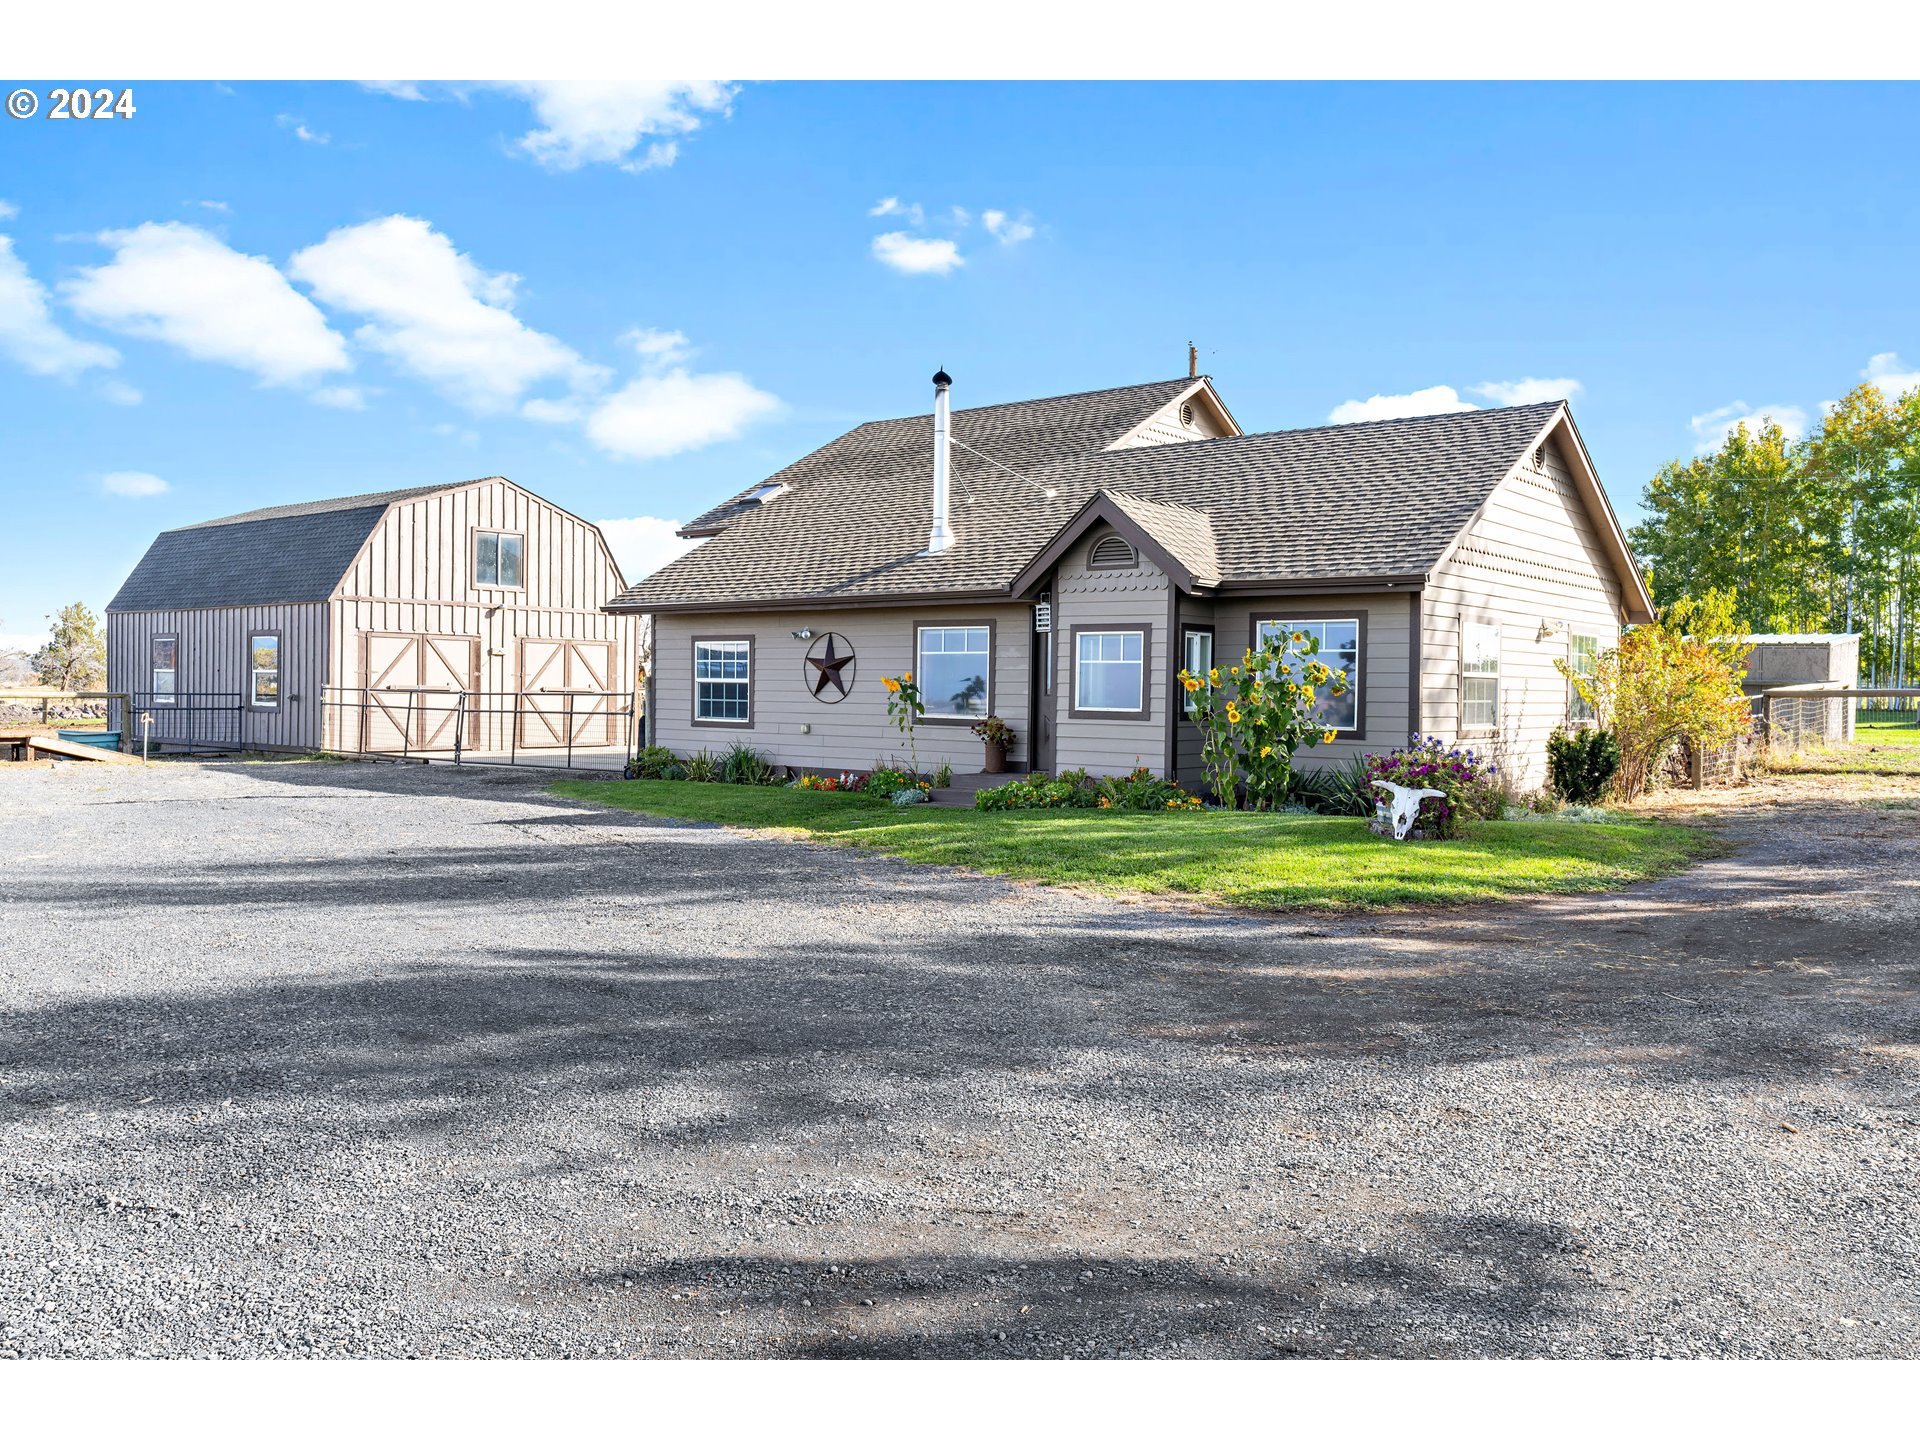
[2,758,1915,1358]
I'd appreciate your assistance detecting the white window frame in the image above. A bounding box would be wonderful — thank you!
[1181,627,1213,717]
[1071,627,1149,719]
[474,529,525,589]
[151,634,178,705]
[248,632,281,710]
[914,623,992,723]
[692,637,752,725]
[1461,621,1501,733]
[1568,633,1600,724]
[1254,615,1363,734]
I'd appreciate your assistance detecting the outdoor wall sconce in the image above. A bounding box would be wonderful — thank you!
[792,627,815,640]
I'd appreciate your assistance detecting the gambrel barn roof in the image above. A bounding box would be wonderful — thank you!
[607,381,1653,620]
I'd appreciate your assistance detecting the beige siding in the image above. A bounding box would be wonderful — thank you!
[651,604,1033,774]
[107,603,328,750]
[1106,389,1234,450]
[1421,438,1625,787]
[326,479,635,751]
[1051,528,1171,776]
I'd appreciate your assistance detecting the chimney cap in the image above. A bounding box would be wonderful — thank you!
[932,368,952,388]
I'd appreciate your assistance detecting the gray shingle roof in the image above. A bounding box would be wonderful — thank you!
[108,480,481,611]
[1103,491,1221,588]
[609,396,1566,611]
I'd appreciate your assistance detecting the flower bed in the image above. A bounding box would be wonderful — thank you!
[1364,735,1502,839]
[975,766,1203,812]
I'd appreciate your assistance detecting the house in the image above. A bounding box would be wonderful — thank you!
[606,372,1653,790]
[106,477,635,757]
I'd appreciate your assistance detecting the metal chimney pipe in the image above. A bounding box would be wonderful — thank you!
[927,368,955,554]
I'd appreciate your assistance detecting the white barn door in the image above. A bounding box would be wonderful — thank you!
[517,638,618,748]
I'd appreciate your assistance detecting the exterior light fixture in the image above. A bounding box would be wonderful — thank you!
[792,627,814,640]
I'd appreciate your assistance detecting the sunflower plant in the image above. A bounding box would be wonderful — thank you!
[1178,630,1348,809]
[880,670,925,775]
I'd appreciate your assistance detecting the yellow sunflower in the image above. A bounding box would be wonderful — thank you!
[1322,728,1337,744]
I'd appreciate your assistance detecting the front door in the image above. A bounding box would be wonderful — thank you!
[1029,598,1055,773]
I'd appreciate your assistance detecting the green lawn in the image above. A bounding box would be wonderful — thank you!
[551,780,1719,912]
[1772,738,1920,776]
[1853,719,1920,745]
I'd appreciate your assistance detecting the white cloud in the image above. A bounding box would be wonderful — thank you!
[372,82,735,173]
[289,214,604,413]
[623,326,691,365]
[982,209,1036,246]
[192,199,232,214]
[1863,351,1920,398]
[872,231,964,276]
[869,197,924,224]
[63,222,349,387]
[585,369,782,461]
[0,200,18,220]
[310,385,369,409]
[0,236,121,379]
[100,470,169,498]
[595,515,703,582]
[429,421,480,448]
[101,379,142,405]
[1688,401,1809,453]
[277,115,330,145]
[1471,376,1581,406]
[1328,385,1478,424]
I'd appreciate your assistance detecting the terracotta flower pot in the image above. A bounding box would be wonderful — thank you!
[983,740,1006,774]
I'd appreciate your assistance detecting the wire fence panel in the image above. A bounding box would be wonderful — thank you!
[1757,687,1920,750]
[320,687,642,772]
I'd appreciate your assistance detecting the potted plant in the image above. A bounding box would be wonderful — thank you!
[971,714,1014,773]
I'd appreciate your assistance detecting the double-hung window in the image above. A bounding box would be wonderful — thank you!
[1073,628,1148,717]
[1254,616,1361,732]
[475,530,524,588]
[1181,628,1213,716]
[915,625,991,719]
[1568,633,1599,724]
[151,636,178,704]
[249,633,281,709]
[1462,622,1502,730]
[694,638,752,723]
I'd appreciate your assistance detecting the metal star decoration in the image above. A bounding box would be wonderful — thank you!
[805,632,855,701]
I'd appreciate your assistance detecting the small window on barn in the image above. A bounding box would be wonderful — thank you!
[151,636,178,705]
[1087,534,1137,570]
[475,530,525,588]
[249,633,281,709]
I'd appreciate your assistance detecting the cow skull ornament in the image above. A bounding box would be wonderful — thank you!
[1373,780,1446,840]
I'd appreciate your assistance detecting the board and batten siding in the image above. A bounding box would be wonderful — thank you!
[1050,528,1172,776]
[325,479,634,752]
[1420,438,1625,788]
[107,602,328,750]
[651,604,1033,774]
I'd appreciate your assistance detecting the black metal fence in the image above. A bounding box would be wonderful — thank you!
[108,692,245,755]
[319,687,643,771]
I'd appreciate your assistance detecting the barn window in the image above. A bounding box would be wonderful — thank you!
[1072,628,1148,718]
[915,624,990,719]
[475,530,525,588]
[1462,622,1502,731]
[151,636,178,704]
[1254,617,1361,733]
[693,638,752,724]
[249,633,281,709]
[1087,534,1137,570]
[1568,633,1599,724]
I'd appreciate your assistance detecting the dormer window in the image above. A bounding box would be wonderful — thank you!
[475,530,524,588]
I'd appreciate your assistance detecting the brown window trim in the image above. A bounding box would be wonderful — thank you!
[1086,532,1138,570]
[1248,610,1367,737]
[248,629,283,711]
[151,632,179,705]
[910,617,997,726]
[1068,623,1153,722]
[474,528,528,592]
[1459,615,1502,738]
[1178,622,1215,718]
[690,633,754,728]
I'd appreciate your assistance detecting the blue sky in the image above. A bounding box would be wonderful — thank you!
[4,80,1918,648]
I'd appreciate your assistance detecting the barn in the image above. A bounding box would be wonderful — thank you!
[105,477,636,761]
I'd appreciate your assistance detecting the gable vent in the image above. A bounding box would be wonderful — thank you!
[1088,534,1137,570]
[1180,402,1195,427]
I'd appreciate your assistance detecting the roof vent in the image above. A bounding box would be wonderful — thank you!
[1089,534,1137,570]
[1180,402,1195,428]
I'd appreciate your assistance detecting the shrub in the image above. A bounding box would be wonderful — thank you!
[1547,726,1622,804]
[625,744,678,780]
[1322,752,1378,817]
[720,740,779,786]
[864,766,928,801]
[1179,630,1349,809]
[680,748,720,783]
[975,766,1202,812]
[1365,735,1502,839]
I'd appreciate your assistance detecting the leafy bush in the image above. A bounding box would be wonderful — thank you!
[1322,752,1378,817]
[1547,726,1622,804]
[891,788,930,806]
[1365,735,1502,839]
[975,766,1203,812]
[969,715,1014,747]
[680,748,721,783]
[624,744,678,780]
[659,763,686,782]
[864,766,929,801]
[720,740,779,786]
